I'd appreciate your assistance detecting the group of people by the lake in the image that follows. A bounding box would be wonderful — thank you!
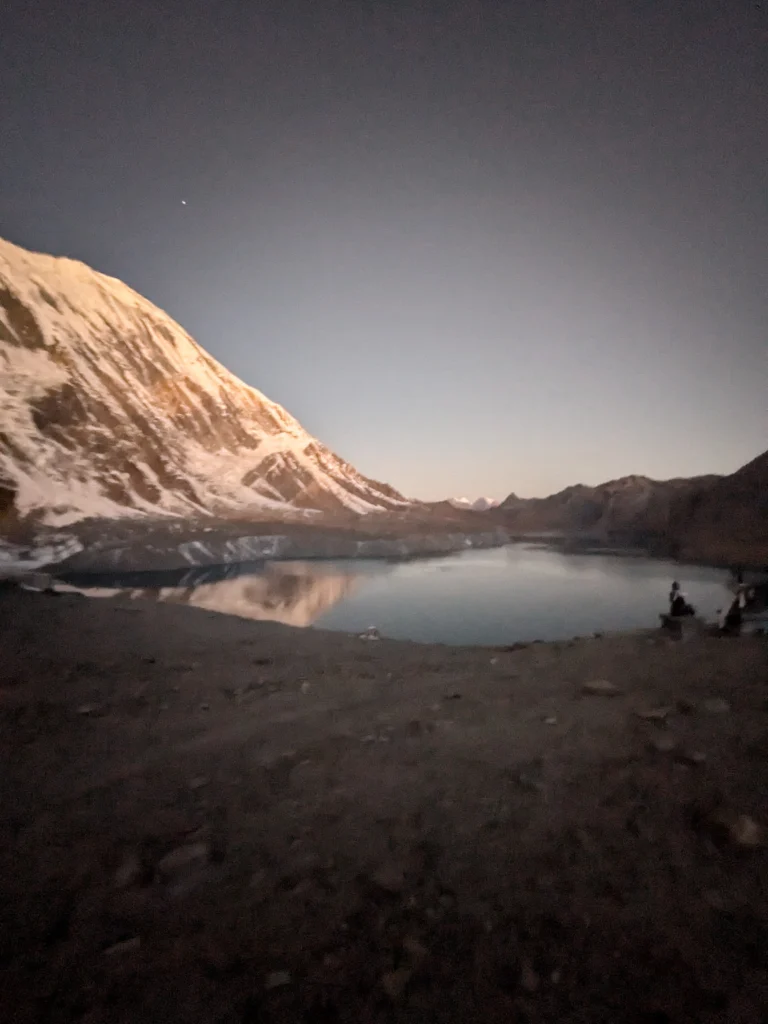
[666,570,761,636]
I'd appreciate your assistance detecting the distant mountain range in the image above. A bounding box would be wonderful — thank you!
[0,237,410,528]
[498,474,719,539]
[1,237,765,568]
[496,457,768,567]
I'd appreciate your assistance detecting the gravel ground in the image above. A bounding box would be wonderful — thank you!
[1,587,767,1023]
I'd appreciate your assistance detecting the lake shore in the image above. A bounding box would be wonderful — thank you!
[2,587,767,1023]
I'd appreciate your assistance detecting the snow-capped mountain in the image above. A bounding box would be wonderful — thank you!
[0,237,410,527]
[448,496,499,512]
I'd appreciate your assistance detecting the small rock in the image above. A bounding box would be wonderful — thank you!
[157,841,210,878]
[300,681,311,694]
[647,733,677,753]
[77,703,102,716]
[702,698,731,714]
[520,958,539,993]
[188,776,210,790]
[635,706,673,721]
[103,936,141,956]
[676,750,706,766]
[516,772,544,792]
[199,702,210,711]
[543,716,557,726]
[381,966,412,1000]
[550,969,562,984]
[358,626,381,641]
[264,970,291,991]
[729,815,763,848]
[581,680,622,697]
[676,698,697,714]
[489,657,499,665]
[708,810,763,848]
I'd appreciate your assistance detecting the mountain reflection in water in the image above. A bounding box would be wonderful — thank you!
[59,547,747,645]
[59,561,372,627]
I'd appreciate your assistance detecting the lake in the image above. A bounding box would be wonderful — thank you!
[58,544,736,645]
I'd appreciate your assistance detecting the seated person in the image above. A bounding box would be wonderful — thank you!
[669,581,695,617]
[723,597,742,635]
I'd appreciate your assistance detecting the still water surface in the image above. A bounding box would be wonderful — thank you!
[59,544,734,645]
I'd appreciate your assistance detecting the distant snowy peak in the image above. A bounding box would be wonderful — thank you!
[0,236,410,526]
[448,497,499,512]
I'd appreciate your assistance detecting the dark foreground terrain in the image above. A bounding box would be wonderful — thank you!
[1,588,767,1023]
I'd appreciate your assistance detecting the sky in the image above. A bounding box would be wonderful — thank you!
[1,0,766,501]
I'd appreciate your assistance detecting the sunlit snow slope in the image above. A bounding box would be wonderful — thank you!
[0,237,409,526]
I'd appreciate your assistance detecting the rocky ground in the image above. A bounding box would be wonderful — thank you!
[1,586,767,1023]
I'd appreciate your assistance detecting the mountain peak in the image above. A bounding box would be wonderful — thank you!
[448,496,499,512]
[0,237,409,527]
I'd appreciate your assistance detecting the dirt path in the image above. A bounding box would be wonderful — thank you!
[1,588,767,1023]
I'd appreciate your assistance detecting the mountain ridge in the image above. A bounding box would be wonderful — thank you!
[666,451,768,566]
[0,237,410,528]
[497,472,721,538]
[495,461,767,567]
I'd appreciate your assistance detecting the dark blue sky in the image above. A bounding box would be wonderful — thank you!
[2,0,766,499]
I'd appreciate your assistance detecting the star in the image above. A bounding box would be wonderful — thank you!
[181,200,187,205]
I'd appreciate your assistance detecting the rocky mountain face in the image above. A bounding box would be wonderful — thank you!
[499,474,722,545]
[499,456,768,567]
[666,451,768,566]
[0,237,410,530]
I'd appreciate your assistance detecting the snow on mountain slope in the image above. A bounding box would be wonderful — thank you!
[0,237,409,527]
[448,497,499,512]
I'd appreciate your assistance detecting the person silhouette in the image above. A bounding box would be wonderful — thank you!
[669,581,688,617]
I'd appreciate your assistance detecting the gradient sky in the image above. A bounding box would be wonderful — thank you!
[1,0,766,500]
